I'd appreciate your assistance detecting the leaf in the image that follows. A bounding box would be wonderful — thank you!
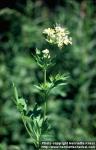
[49,73,69,88]
[42,117,50,132]
[13,83,27,112]
[27,104,43,118]
[17,98,27,112]
[34,85,42,90]
[13,83,18,102]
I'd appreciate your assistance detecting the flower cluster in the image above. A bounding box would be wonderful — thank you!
[43,25,72,48]
[35,48,53,70]
[36,48,50,59]
[42,49,50,59]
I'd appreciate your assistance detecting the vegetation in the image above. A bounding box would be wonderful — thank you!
[13,25,71,148]
[0,0,96,149]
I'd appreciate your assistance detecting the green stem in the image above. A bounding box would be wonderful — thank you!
[44,94,47,120]
[44,69,47,120]
[21,115,37,147]
[22,115,31,138]
[44,69,46,84]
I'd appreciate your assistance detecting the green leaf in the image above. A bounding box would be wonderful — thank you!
[13,83,18,102]
[27,103,43,118]
[42,117,50,132]
[34,85,42,90]
[16,98,27,112]
[17,98,27,111]
[49,73,69,88]
[13,83,27,112]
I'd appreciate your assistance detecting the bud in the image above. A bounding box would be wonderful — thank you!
[36,48,41,55]
[42,49,49,54]
[42,49,50,59]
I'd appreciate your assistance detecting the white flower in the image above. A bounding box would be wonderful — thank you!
[42,49,49,54]
[43,25,72,49]
[43,28,55,36]
[42,49,50,59]
[48,55,50,59]
[55,26,65,34]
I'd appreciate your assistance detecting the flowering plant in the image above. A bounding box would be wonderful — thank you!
[13,25,72,148]
[43,25,72,48]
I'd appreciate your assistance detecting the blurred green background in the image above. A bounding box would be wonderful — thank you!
[0,0,96,149]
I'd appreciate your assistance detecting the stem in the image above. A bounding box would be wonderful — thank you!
[44,69,46,84]
[44,69,47,120]
[21,115,37,148]
[44,94,47,120]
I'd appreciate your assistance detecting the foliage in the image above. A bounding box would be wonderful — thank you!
[0,0,96,149]
[12,27,69,148]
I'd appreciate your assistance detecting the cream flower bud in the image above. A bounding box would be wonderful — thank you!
[42,49,49,54]
[36,48,40,54]
[48,54,50,59]
[42,49,50,59]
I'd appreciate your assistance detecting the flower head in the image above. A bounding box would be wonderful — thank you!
[43,25,72,48]
[42,49,50,59]
[43,28,55,36]
[42,49,49,54]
